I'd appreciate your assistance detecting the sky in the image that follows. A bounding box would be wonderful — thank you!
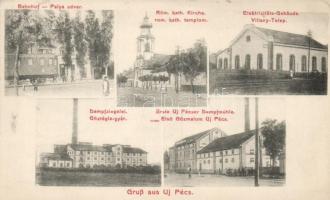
[36,99,163,164]
[114,0,329,73]
[163,97,285,150]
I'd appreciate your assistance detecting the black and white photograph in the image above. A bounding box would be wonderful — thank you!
[5,9,114,97]
[35,99,161,186]
[164,98,286,187]
[116,11,207,107]
[208,12,328,95]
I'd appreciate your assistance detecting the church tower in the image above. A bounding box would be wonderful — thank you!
[136,14,154,61]
[134,13,155,87]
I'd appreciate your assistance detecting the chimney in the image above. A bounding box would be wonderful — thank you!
[72,98,78,144]
[244,97,250,132]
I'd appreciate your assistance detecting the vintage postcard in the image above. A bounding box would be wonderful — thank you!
[0,0,329,200]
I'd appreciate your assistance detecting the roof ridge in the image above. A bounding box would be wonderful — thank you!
[197,130,255,154]
[256,26,306,37]
[176,127,220,144]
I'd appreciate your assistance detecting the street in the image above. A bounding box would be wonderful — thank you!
[164,173,285,187]
[117,87,207,107]
[5,80,115,98]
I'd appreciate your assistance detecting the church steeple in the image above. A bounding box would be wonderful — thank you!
[137,13,154,60]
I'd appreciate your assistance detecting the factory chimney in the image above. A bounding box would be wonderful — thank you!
[244,97,250,132]
[72,98,78,144]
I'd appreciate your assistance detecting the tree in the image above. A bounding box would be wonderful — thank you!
[182,39,207,94]
[5,10,47,95]
[165,53,184,93]
[73,11,88,79]
[99,10,114,78]
[117,74,128,87]
[85,10,100,79]
[85,10,113,79]
[261,119,286,168]
[55,11,74,81]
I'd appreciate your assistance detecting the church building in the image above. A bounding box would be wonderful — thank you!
[133,14,172,88]
[132,14,207,92]
[216,24,328,73]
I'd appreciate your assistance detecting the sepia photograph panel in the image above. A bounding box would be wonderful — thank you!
[164,98,286,187]
[5,9,114,97]
[35,99,161,187]
[116,10,207,107]
[208,12,328,95]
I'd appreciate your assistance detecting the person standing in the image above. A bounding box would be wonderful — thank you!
[188,166,192,178]
[102,76,110,96]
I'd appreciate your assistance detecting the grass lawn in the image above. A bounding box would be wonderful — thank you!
[36,170,161,187]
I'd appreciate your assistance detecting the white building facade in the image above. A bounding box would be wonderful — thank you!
[196,130,276,174]
[216,24,328,73]
[40,143,148,168]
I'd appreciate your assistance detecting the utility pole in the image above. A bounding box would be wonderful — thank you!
[254,97,260,187]
[244,97,250,132]
[72,98,78,145]
[307,30,312,79]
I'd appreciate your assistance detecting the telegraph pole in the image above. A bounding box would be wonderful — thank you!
[254,97,260,187]
[307,30,312,79]
[72,98,78,145]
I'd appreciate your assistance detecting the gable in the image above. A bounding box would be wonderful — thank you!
[229,27,269,49]
[231,29,268,51]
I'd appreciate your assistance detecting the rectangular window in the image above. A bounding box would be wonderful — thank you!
[312,56,317,71]
[250,157,254,163]
[231,158,234,163]
[250,149,254,154]
[301,56,307,72]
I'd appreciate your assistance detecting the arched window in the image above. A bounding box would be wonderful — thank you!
[257,54,263,69]
[301,56,307,72]
[312,56,317,71]
[224,58,228,69]
[145,43,150,52]
[322,57,327,72]
[289,55,295,71]
[245,54,251,69]
[276,54,282,70]
[235,55,240,69]
[218,58,223,69]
